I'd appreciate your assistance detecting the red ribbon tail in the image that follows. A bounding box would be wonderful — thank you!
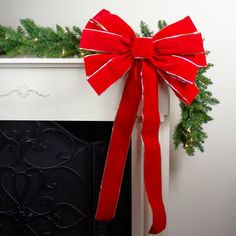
[141,61,166,234]
[95,63,142,221]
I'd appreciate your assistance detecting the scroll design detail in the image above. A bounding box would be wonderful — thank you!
[0,84,49,98]
[0,122,90,236]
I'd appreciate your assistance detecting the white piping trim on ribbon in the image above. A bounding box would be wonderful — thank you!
[83,28,124,38]
[80,47,124,54]
[86,57,116,81]
[83,54,102,60]
[164,70,193,84]
[157,70,190,105]
[140,62,145,125]
[90,19,108,31]
[94,64,132,94]
[172,54,206,68]
[153,32,200,43]
[86,53,132,90]
[80,28,130,54]
[151,54,199,84]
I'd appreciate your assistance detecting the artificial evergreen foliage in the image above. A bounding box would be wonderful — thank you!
[173,62,219,155]
[140,21,154,37]
[0,19,219,156]
[0,19,85,58]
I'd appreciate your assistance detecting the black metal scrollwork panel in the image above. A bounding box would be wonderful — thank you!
[0,122,91,236]
[0,121,131,236]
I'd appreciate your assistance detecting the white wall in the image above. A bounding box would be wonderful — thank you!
[0,1,235,236]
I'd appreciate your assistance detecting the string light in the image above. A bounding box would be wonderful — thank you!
[34,38,38,42]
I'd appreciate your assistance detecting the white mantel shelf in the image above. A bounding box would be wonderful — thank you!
[0,58,85,68]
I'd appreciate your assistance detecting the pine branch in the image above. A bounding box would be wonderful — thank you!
[140,21,153,37]
[173,62,219,156]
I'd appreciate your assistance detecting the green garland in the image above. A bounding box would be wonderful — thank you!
[0,19,85,58]
[0,19,219,156]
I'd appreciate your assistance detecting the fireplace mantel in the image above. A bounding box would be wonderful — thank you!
[0,58,170,236]
[0,58,168,121]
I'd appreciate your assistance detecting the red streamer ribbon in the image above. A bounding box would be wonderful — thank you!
[80,9,207,234]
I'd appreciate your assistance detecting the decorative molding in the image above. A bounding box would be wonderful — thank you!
[0,84,50,98]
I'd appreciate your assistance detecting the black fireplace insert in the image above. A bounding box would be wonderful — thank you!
[0,121,131,236]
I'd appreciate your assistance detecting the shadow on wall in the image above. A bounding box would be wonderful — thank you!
[169,92,186,191]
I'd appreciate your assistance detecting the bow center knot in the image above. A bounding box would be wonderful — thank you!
[132,37,154,59]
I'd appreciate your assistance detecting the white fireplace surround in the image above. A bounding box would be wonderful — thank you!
[0,58,170,236]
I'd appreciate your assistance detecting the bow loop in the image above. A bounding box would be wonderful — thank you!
[151,54,200,85]
[85,53,133,95]
[80,29,131,54]
[153,32,205,55]
[153,16,197,40]
[158,70,199,104]
[85,9,136,44]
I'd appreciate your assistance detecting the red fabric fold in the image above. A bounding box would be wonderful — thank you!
[153,32,205,55]
[84,54,119,76]
[183,53,207,67]
[88,9,136,43]
[158,70,199,104]
[80,9,207,234]
[95,62,142,220]
[141,61,166,233]
[153,16,197,41]
[151,55,199,84]
[87,53,133,95]
[80,29,131,53]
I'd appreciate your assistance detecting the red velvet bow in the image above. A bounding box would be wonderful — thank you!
[80,9,206,234]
